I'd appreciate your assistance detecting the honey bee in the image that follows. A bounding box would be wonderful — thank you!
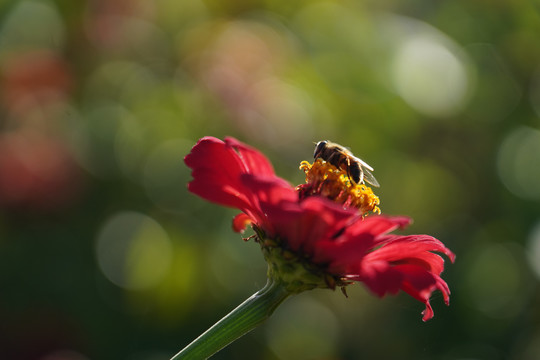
[314,140,380,187]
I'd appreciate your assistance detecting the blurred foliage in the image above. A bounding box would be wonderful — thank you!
[1,0,540,359]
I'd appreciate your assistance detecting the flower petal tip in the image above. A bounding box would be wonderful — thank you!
[421,303,434,322]
[233,213,252,233]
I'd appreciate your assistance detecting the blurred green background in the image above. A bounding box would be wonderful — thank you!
[1,0,540,359]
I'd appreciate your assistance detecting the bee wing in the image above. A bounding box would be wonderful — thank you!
[361,167,380,187]
[353,156,379,187]
[352,156,374,171]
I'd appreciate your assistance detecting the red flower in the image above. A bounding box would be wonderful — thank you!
[185,136,455,321]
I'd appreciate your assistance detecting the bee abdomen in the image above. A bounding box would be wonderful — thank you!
[348,162,361,184]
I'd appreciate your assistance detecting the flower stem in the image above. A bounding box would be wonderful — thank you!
[170,278,291,360]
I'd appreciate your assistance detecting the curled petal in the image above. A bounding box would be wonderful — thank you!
[185,137,253,210]
[365,235,455,274]
[396,265,450,321]
[374,234,456,264]
[358,261,451,321]
[232,213,252,233]
[356,231,454,320]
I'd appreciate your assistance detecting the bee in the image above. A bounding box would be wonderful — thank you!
[313,140,380,187]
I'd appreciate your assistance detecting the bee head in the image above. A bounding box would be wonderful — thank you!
[314,140,328,158]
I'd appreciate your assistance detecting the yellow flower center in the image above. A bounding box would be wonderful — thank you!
[297,159,381,215]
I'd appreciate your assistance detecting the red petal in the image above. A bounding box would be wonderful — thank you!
[313,215,413,273]
[185,137,288,231]
[225,137,275,176]
[314,236,371,272]
[232,213,252,233]
[185,137,252,210]
[344,215,411,240]
[358,260,451,321]
[260,196,356,252]
[185,137,281,224]
[240,174,297,206]
[295,198,356,253]
[365,235,454,274]
[395,265,450,321]
[352,260,403,296]
[374,234,456,264]
[239,174,298,234]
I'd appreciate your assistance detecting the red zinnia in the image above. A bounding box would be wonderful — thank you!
[185,136,455,321]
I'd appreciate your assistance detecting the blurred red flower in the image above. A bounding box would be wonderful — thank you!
[185,136,454,321]
[0,131,83,212]
[1,50,72,115]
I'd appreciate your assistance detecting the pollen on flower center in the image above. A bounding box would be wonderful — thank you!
[296,159,381,215]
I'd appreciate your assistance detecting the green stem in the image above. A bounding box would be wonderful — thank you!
[170,278,291,360]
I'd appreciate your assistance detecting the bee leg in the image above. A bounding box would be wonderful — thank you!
[344,157,359,184]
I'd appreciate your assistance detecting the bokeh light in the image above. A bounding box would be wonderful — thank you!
[265,296,339,359]
[497,126,540,200]
[464,242,528,319]
[527,221,540,281]
[0,0,65,52]
[370,14,474,119]
[391,34,470,118]
[95,211,172,290]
